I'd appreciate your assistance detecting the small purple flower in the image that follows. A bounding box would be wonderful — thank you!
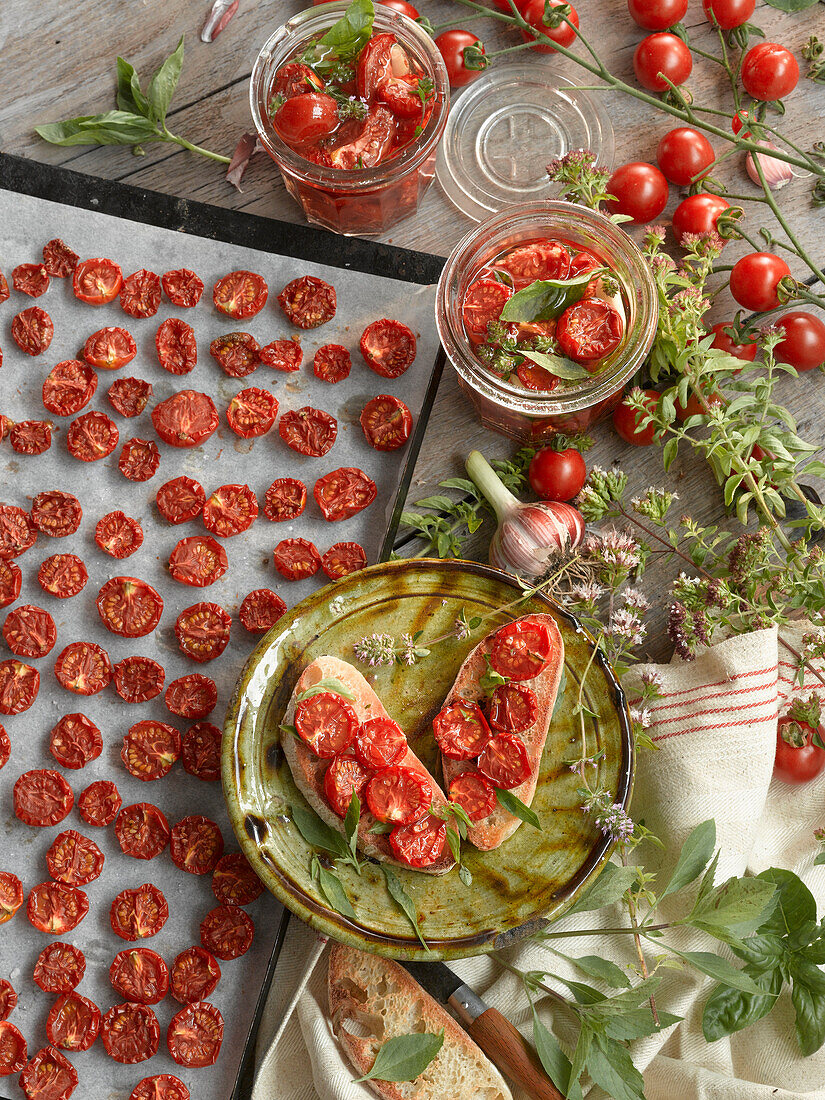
[353,632,396,667]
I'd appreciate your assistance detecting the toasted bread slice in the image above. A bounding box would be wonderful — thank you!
[440,613,564,851]
[282,655,455,876]
[328,943,513,1100]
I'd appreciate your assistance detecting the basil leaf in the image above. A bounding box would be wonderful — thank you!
[731,933,786,970]
[499,270,603,323]
[551,668,567,718]
[668,947,764,994]
[791,960,825,1055]
[279,723,298,739]
[586,1035,647,1100]
[564,861,637,916]
[382,866,431,952]
[369,821,393,835]
[296,677,356,703]
[344,792,361,862]
[603,1007,682,1042]
[763,0,818,9]
[687,876,778,943]
[496,788,541,830]
[147,35,184,125]
[353,1030,444,1083]
[313,0,374,66]
[520,350,592,381]
[458,863,473,887]
[660,819,716,899]
[445,825,461,864]
[35,111,161,147]
[702,966,782,1042]
[314,860,357,920]
[291,803,350,861]
[116,57,150,117]
[531,1008,582,1100]
[567,954,631,989]
[757,867,815,936]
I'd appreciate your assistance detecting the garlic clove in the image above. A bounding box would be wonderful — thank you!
[746,141,794,191]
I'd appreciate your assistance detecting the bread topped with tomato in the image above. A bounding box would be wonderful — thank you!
[437,614,565,851]
[282,655,456,875]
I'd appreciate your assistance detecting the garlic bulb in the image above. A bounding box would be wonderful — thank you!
[746,142,794,191]
[465,451,585,582]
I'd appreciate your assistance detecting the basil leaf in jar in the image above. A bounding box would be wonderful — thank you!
[305,0,375,72]
[520,350,593,381]
[500,268,606,324]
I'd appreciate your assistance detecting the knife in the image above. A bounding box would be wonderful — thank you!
[403,960,563,1100]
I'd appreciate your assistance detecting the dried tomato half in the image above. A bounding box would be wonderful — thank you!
[295,693,359,758]
[66,410,119,461]
[18,1046,78,1098]
[360,318,417,377]
[83,326,138,370]
[31,491,82,538]
[0,559,22,608]
[3,605,57,657]
[263,478,306,522]
[0,659,40,713]
[110,882,169,939]
[38,554,88,599]
[14,769,74,825]
[120,269,162,318]
[0,979,16,1020]
[273,538,321,581]
[360,394,412,451]
[0,505,37,559]
[202,484,258,538]
[278,406,337,457]
[181,722,222,781]
[165,674,217,720]
[209,332,260,377]
[168,537,228,587]
[130,1076,191,1100]
[11,307,54,355]
[46,991,101,1052]
[115,804,171,860]
[152,390,219,447]
[0,271,7,304]
[170,947,221,1004]
[101,1002,160,1063]
[200,904,254,960]
[313,344,351,383]
[9,420,53,455]
[238,589,286,633]
[107,376,153,418]
[0,1020,27,1075]
[12,263,50,298]
[174,603,231,663]
[118,438,161,482]
[73,257,123,304]
[167,1001,224,1067]
[156,477,206,524]
[42,359,98,416]
[0,871,23,923]
[211,852,264,906]
[46,830,105,886]
[0,724,10,770]
[95,511,144,558]
[321,541,367,579]
[314,467,377,521]
[49,713,103,769]
[162,268,204,307]
[213,270,268,319]
[121,719,181,780]
[43,238,79,278]
[78,780,122,827]
[27,882,89,933]
[97,577,163,638]
[226,387,278,437]
[113,656,165,703]
[277,275,336,328]
[54,641,112,695]
[156,317,197,374]
[259,338,302,372]
[33,942,86,993]
[110,948,169,1005]
[170,816,224,875]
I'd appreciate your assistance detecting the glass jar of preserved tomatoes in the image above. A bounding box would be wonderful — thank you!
[436,202,659,443]
[250,4,449,236]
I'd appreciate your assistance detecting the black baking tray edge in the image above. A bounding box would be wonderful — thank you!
[0,152,447,1100]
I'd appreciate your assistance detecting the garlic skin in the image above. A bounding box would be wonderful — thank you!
[746,142,794,191]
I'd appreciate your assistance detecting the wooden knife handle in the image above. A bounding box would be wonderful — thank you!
[465,1006,563,1100]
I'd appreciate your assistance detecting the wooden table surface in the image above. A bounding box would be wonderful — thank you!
[2,0,823,658]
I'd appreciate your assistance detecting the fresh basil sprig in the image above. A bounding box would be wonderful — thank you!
[353,1030,444,1083]
[499,269,606,324]
[521,349,593,382]
[311,854,357,920]
[302,0,375,73]
[382,866,432,952]
[296,677,356,703]
[496,787,542,830]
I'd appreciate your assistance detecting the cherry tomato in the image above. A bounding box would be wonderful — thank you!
[462,278,512,342]
[170,946,221,1003]
[702,0,754,28]
[500,240,571,289]
[433,700,494,760]
[477,731,532,789]
[710,321,757,361]
[775,715,825,783]
[328,104,396,168]
[121,720,181,780]
[27,881,89,933]
[272,60,325,99]
[633,33,692,92]
[729,252,790,312]
[43,238,79,278]
[671,193,730,245]
[263,478,307,522]
[294,692,359,757]
[656,127,714,185]
[606,162,668,224]
[46,830,104,886]
[95,511,144,558]
[42,359,98,416]
[0,659,40,713]
[774,311,825,371]
[360,318,416,377]
[38,554,88,599]
[378,0,419,14]
[366,765,432,824]
[108,377,153,418]
[174,603,231,662]
[3,604,55,658]
[277,276,336,328]
[519,0,579,53]
[356,33,396,99]
[213,270,269,320]
[73,257,123,304]
[227,387,279,437]
[0,872,23,924]
[314,467,377,521]
[321,542,368,578]
[120,269,162,318]
[0,560,22,608]
[627,0,687,30]
[118,437,161,482]
[12,263,49,298]
[360,394,413,451]
[102,1002,160,1063]
[209,331,260,377]
[613,389,661,445]
[354,717,407,770]
[273,537,322,580]
[130,1075,191,1100]
[273,91,338,144]
[170,815,224,875]
[110,948,169,1005]
[113,656,165,703]
[97,577,163,639]
[557,299,624,363]
[202,484,259,538]
[54,641,111,696]
[314,344,352,383]
[157,477,206,524]
[156,317,197,374]
[488,683,538,733]
[674,386,725,422]
[260,338,303,371]
[110,883,169,939]
[528,447,587,502]
[200,904,254,961]
[238,589,287,632]
[162,268,204,307]
[33,942,86,993]
[114,804,170,861]
[30,491,82,537]
[0,505,37,560]
[490,620,552,681]
[182,723,222,781]
[19,1047,78,1098]
[167,1002,225,1068]
[741,42,799,101]
[66,410,119,462]
[279,407,337,456]
[212,852,263,907]
[152,390,219,448]
[11,306,54,355]
[389,814,447,867]
[435,30,486,88]
[84,325,137,370]
[449,770,497,822]
[324,753,371,818]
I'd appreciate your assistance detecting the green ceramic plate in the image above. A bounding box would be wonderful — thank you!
[223,559,633,961]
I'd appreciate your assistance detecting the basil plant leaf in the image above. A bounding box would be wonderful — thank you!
[316,864,357,920]
[353,1030,444,1083]
[660,819,716,899]
[313,0,374,66]
[521,350,592,381]
[499,269,604,323]
[147,35,185,125]
[703,967,782,1043]
[291,803,350,861]
[116,57,150,117]
[531,1008,583,1100]
[382,866,431,952]
[35,112,161,147]
[296,677,356,703]
[495,788,541,829]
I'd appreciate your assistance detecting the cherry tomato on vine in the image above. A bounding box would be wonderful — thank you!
[627,0,687,31]
[741,42,799,102]
[377,0,420,14]
[528,447,587,502]
[613,389,661,446]
[775,714,825,783]
[729,252,791,313]
[656,127,715,186]
[633,33,692,93]
[606,162,668,224]
[671,193,730,245]
[774,312,825,372]
[519,0,579,53]
[434,30,486,88]
[272,93,338,144]
[702,0,754,29]
[709,322,757,362]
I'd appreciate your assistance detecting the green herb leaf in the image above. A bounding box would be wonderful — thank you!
[520,349,592,381]
[703,966,782,1042]
[116,57,150,117]
[344,793,361,863]
[586,1035,647,1100]
[310,0,375,69]
[530,1008,582,1100]
[279,723,298,739]
[445,825,461,864]
[669,948,764,994]
[291,803,350,861]
[353,1030,444,1083]
[458,863,473,887]
[757,868,816,937]
[312,856,357,920]
[564,861,637,916]
[382,867,431,952]
[552,668,567,718]
[791,959,825,1055]
[496,788,541,830]
[567,955,631,988]
[686,876,778,943]
[369,821,393,835]
[479,655,508,696]
[296,677,357,703]
[500,270,604,324]
[661,819,716,899]
[603,1007,682,1041]
[763,0,819,9]
[147,35,184,124]
[35,111,161,147]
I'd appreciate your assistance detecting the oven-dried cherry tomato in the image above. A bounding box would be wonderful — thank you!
[49,714,103,769]
[27,881,89,933]
[110,948,169,1005]
[46,830,104,886]
[163,268,204,307]
[263,478,306,522]
[200,905,254,960]
[477,730,532,789]
[366,766,432,824]
[213,270,268,319]
[273,538,321,580]
[360,394,412,451]
[83,326,138,370]
[209,332,260,377]
[38,555,88,599]
[121,720,181,780]
[294,692,358,757]
[324,753,370,818]
[321,542,367,579]
[130,1076,191,1100]
[0,505,37,559]
[14,769,73,825]
[490,620,551,681]
[78,780,121,827]
[97,577,163,639]
[11,307,54,355]
[46,991,101,1052]
[107,376,153,417]
[156,317,197,374]
[119,438,160,482]
[433,700,493,760]
[226,387,278,437]
[0,559,20,608]
[54,641,112,695]
[0,1020,26,1075]
[279,406,337,456]
[211,852,263,906]
[9,420,52,455]
[110,882,169,938]
[462,278,511,342]
[113,656,165,703]
[157,477,206,524]
[33,942,86,993]
[359,318,416,377]
[3,605,56,658]
[174,603,231,663]
[277,275,336,328]
[31,492,82,538]
[168,537,228,587]
[67,410,119,461]
[102,1002,160,1063]
[557,298,624,363]
[259,338,302,371]
[181,722,221,781]
[202,484,258,538]
[354,717,407,770]
[152,390,219,447]
[95,511,143,558]
[488,683,538,733]
[238,589,286,633]
[0,871,23,924]
[18,1046,78,1098]
[42,359,98,416]
[0,659,39,713]
[115,804,171,860]
[43,239,79,278]
[500,240,571,288]
[389,814,446,868]
[170,816,224,875]
[313,344,351,383]
[120,269,162,318]
[73,257,123,304]
[314,468,377,521]
[167,1001,224,1067]
[0,979,16,1019]
[0,271,7,304]
[171,946,221,1004]
[165,674,217,719]
[12,263,50,298]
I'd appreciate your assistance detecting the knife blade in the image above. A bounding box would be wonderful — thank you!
[402,960,563,1100]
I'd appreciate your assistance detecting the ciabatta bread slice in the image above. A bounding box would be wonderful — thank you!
[328,943,513,1100]
[440,613,564,851]
[282,655,455,876]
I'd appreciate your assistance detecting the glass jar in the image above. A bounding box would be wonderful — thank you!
[250,4,450,237]
[436,202,659,443]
